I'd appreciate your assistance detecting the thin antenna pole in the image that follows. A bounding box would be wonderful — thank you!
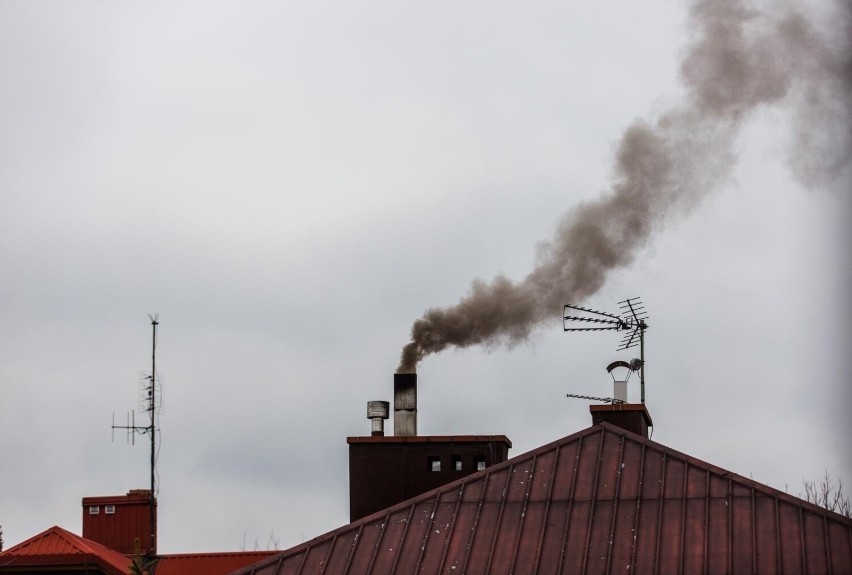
[148,314,158,560]
[640,320,646,404]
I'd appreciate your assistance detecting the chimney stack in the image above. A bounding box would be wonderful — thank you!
[394,372,417,436]
[82,489,156,555]
[590,403,653,438]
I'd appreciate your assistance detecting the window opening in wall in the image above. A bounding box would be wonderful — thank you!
[474,457,486,471]
[452,455,463,471]
[428,456,441,472]
[104,505,115,514]
[89,506,100,515]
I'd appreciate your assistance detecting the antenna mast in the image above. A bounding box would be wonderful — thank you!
[111,314,161,561]
[147,313,158,558]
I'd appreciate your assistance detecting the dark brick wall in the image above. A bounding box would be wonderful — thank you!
[347,436,511,521]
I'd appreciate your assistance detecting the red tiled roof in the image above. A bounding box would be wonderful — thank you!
[157,551,279,575]
[233,422,852,575]
[0,525,131,574]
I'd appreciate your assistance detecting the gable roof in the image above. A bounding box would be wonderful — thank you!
[0,525,131,575]
[233,422,852,575]
[157,551,279,575]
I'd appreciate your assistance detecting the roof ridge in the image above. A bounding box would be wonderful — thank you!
[160,550,280,558]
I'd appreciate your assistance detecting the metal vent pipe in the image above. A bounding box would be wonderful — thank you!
[367,401,390,436]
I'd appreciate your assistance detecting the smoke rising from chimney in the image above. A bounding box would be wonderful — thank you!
[398,0,851,373]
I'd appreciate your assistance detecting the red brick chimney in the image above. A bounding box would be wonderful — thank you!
[82,489,156,555]
[590,403,653,438]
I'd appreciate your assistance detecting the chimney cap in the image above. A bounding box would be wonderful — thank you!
[367,400,390,419]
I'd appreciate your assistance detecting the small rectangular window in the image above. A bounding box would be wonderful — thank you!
[428,456,441,472]
[474,457,486,471]
[104,505,116,515]
[89,506,100,515]
[452,456,463,471]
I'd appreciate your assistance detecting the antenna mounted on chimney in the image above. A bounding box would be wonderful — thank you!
[565,393,626,405]
[563,297,649,402]
[110,314,161,558]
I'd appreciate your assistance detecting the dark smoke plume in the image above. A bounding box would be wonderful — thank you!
[398,0,851,373]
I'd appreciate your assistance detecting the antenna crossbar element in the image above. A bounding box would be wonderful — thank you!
[566,393,626,405]
[617,328,641,351]
[111,411,139,445]
[563,305,631,332]
[564,304,622,321]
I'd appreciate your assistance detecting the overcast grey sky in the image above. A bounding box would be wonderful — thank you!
[1,0,850,554]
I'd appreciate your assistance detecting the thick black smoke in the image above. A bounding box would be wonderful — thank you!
[399,0,851,373]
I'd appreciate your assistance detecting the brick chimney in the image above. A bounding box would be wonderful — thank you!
[347,372,511,521]
[590,403,653,438]
[82,489,156,555]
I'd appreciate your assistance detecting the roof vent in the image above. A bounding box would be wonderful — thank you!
[366,401,389,436]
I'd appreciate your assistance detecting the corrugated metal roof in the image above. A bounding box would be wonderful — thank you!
[233,422,852,575]
[0,525,131,574]
[157,551,279,575]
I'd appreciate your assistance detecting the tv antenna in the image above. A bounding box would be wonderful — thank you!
[563,297,649,402]
[111,314,161,558]
[565,393,626,405]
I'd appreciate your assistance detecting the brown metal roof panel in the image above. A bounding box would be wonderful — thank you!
[464,468,507,571]
[632,494,662,574]
[488,502,524,573]
[609,502,638,574]
[681,497,707,573]
[753,494,779,573]
[439,482,483,573]
[802,510,829,574]
[490,459,535,573]
[730,488,754,573]
[828,520,852,574]
[778,501,805,572]
[561,501,593,573]
[512,456,557,573]
[367,506,413,573]
[615,438,644,501]
[658,498,686,574]
[586,498,617,575]
[705,493,729,573]
[535,497,569,574]
[573,431,604,503]
[420,490,462,574]
[317,530,355,574]
[393,498,439,575]
[343,518,383,574]
[418,503,451,574]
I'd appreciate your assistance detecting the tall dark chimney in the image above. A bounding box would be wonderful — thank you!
[394,372,417,436]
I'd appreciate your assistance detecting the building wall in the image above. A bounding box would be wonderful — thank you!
[347,435,511,521]
[82,490,154,555]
